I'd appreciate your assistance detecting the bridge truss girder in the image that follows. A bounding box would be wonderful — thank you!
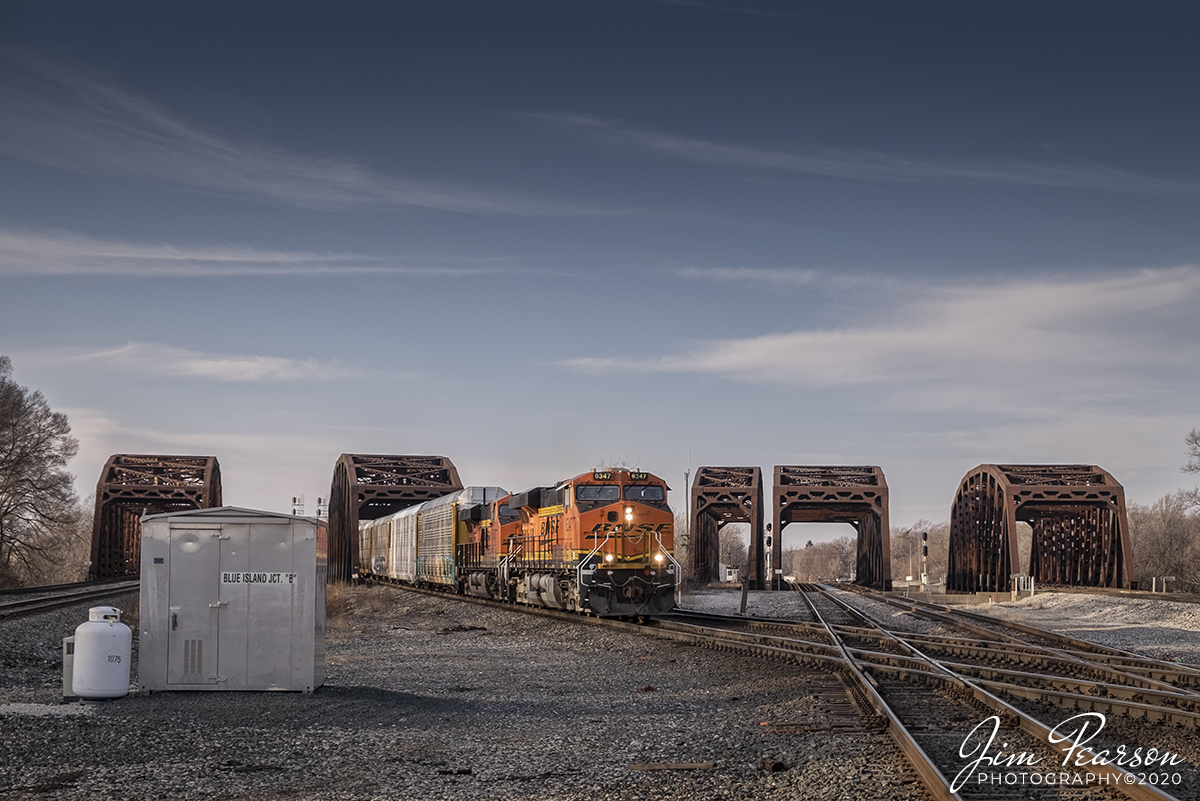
[90,455,222,579]
[772,466,890,591]
[327,454,462,583]
[689,467,764,587]
[946,464,1132,593]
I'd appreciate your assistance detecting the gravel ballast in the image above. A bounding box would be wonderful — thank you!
[1,586,929,801]
[685,586,1200,665]
[976,592,1200,663]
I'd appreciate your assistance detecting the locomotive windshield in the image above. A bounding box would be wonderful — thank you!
[576,485,620,501]
[623,485,665,502]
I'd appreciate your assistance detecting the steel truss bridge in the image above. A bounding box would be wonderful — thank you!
[89,455,222,580]
[689,465,890,591]
[947,464,1132,593]
[327,454,462,583]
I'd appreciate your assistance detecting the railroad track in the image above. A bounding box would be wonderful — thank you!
[809,584,1196,800]
[364,580,1200,800]
[0,578,140,621]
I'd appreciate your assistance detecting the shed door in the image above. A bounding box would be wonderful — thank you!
[167,526,221,685]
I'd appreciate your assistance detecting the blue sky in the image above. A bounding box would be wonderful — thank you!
[2,2,1198,543]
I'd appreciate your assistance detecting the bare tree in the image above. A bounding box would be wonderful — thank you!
[1182,428,1200,509]
[780,546,800,577]
[17,498,92,585]
[0,356,80,587]
[672,509,690,583]
[1129,492,1200,592]
[1186,428,1200,474]
[718,523,748,569]
[790,537,855,582]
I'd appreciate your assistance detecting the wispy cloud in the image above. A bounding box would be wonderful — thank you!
[566,266,1200,412]
[30,342,372,382]
[0,50,608,217]
[529,113,1197,195]
[674,265,821,287]
[62,408,349,511]
[0,228,523,278]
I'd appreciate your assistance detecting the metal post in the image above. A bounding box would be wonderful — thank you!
[907,528,913,582]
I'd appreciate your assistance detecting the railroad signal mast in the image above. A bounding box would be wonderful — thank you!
[920,530,928,585]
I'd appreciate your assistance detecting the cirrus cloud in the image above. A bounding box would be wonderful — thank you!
[24,342,379,383]
[0,228,525,278]
[0,50,613,217]
[528,112,1199,195]
[566,266,1200,414]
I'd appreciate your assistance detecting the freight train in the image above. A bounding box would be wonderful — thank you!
[358,469,679,616]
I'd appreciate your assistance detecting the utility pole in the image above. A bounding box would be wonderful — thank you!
[906,528,913,581]
[683,467,690,548]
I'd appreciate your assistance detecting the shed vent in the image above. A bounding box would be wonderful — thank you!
[184,639,203,675]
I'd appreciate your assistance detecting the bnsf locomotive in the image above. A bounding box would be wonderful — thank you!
[358,469,679,616]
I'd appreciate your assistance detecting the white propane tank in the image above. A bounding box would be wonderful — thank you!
[72,606,132,701]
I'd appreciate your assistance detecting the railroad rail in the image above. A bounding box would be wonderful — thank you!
[371,579,1196,801]
[0,579,139,621]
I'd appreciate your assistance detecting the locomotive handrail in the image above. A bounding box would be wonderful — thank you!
[499,539,522,585]
[655,531,683,605]
[577,534,612,590]
[505,533,566,572]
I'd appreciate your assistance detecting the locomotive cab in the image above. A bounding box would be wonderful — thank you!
[569,470,678,616]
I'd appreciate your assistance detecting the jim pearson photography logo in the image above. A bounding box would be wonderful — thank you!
[952,712,1186,792]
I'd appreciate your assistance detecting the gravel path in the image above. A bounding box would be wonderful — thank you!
[1,586,930,801]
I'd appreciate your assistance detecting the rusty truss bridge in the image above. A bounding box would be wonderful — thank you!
[690,465,890,591]
[327,454,463,583]
[89,455,222,580]
[947,464,1132,593]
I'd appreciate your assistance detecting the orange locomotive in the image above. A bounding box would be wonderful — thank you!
[458,469,679,616]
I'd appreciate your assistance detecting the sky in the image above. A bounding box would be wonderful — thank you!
[2,1,1198,546]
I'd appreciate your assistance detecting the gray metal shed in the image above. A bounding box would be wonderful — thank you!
[138,506,326,693]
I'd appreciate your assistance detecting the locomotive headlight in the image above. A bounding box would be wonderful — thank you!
[605,553,615,563]
[624,506,633,522]
[654,553,664,563]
